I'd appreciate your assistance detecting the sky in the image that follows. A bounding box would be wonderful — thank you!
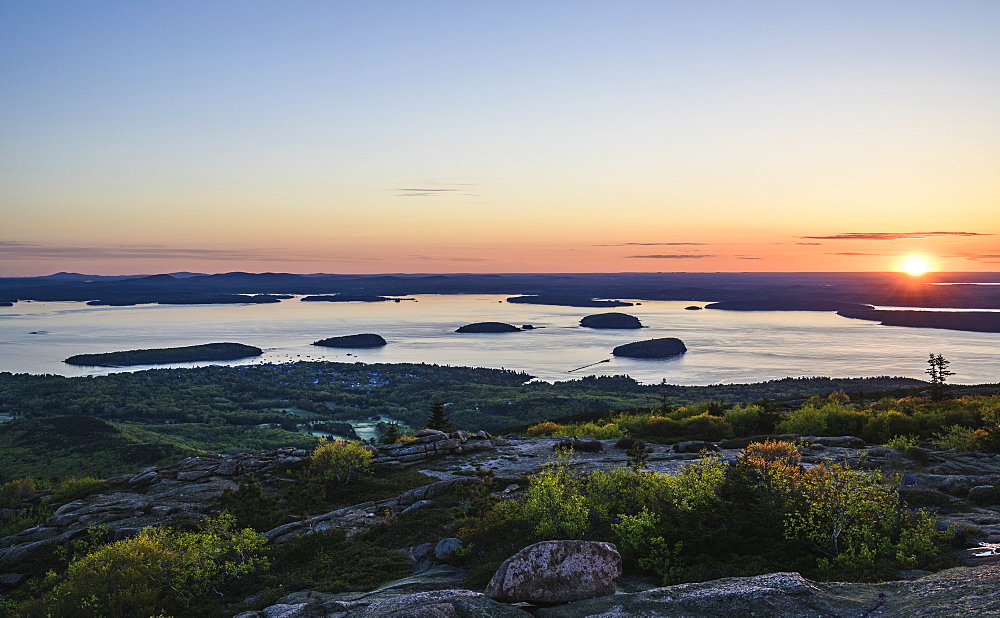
[1,1,998,276]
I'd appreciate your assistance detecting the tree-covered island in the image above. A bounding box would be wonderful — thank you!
[64,343,263,367]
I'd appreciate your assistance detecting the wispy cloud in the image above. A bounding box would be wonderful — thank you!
[407,254,489,262]
[796,242,822,246]
[736,257,761,260]
[625,254,716,259]
[395,184,477,198]
[801,232,989,241]
[596,242,708,247]
[825,252,887,256]
[0,241,377,263]
[952,253,1000,264]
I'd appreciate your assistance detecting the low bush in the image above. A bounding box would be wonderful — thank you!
[18,514,267,617]
[457,441,949,586]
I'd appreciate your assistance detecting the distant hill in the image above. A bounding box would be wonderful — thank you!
[0,416,198,481]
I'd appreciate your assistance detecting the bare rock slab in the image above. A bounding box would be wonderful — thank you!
[486,540,622,604]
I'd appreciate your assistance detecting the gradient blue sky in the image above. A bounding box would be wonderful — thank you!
[2,1,998,275]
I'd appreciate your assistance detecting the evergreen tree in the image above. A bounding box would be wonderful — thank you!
[380,422,401,445]
[926,353,954,401]
[425,400,454,432]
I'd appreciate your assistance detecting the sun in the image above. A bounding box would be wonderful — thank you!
[899,255,931,275]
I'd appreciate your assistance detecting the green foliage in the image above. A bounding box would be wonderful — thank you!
[309,438,374,487]
[270,528,409,594]
[723,404,764,436]
[19,513,267,617]
[886,434,919,450]
[0,417,199,481]
[776,406,827,435]
[522,453,589,539]
[458,440,947,586]
[0,477,39,507]
[553,421,625,439]
[863,411,920,444]
[933,425,985,452]
[425,400,454,432]
[379,421,402,444]
[217,475,286,532]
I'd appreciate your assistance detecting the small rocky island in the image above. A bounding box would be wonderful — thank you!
[612,337,687,358]
[456,322,521,333]
[64,342,263,366]
[506,295,633,308]
[312,334,388,348]
[579,312,644,329]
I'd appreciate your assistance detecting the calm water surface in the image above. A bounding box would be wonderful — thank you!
[1,295,997,385]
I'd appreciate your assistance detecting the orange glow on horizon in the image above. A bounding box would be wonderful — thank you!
[899,255,932,276]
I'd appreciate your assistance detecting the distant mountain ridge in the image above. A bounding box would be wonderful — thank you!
[2,271,999,313]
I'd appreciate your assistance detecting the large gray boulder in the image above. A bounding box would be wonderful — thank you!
[485,540,622,604]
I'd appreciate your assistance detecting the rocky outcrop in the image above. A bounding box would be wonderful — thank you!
[579,312,643,329]
[533,565,1000,616]
[455,322,521,333]
[486,540,622,603]
[0,448,310,571]
[374,429,494,468]
[312,334,387,348]
[612,337,687,358]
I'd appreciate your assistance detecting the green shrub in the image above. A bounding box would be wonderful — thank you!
[525,421,563,436]
[933,425,985,452]
[309,438,374,486]
[20,514,267,617]
[217,475,286,532]
[680,413,733,441]
[776,406,827,436]
[821,404,867,436]
[522,454,589,539]
[273,528,409,593]
[0,478,39,507]
[553,421,625,440]
[724,404,764,437]
[886,434,919,451]
[863,411,920,444]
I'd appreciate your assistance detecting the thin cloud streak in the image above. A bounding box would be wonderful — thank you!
[802,232,989,240]
[826,252,887,256]
[596,242,709,247]
[0,242,380,263]
[625,254,716,259]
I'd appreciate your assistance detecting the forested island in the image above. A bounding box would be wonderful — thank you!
[579,312,644,329]
[612,337,687,358]
[456,322,521,333]
[63,343,263,367]
[312,334,388,348]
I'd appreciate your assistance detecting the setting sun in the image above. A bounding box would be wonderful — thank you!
[900,256,931,275]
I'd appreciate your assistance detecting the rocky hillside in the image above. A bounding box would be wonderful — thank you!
[4,429,1000,616]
